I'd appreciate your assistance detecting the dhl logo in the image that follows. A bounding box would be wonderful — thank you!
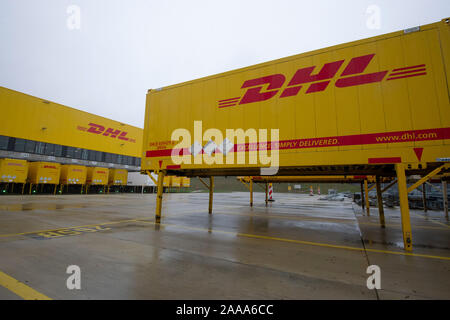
[7,163,23,167]
[43,165,57,169]
[218,54,426,108]
[77,123,136,143]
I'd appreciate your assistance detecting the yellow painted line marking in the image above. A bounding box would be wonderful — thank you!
[412,212,450,229]
[211,210,449,231]
[0,217,148,238]
[0,270,51,300]
[137,220,450,261]
[1,212,448,261]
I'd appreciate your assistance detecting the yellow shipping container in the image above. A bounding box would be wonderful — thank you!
[28,162,61,185]
[142,18,450,175]
[108,169,128,186]
[163,176,171,187]
[87,167,109,185]
[60,165,87,185]
[181,177,191,188]
[0,158,28,183]
[171,176,181,187]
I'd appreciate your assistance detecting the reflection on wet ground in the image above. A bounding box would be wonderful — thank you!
[0,192,448,299]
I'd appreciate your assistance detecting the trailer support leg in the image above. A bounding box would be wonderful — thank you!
[443,181,448,218]
[22,183,25,195]
[360,182,365,212]
[29,183,33,195]
[250,179,253,207]
[209,176,214,214]
[395,163,413,252]
[364,179,370,216]
[376,176,385,228]
[265,182,268,206]
[422,184,427,213]
[155,170,166,222]
[53,184,57,195]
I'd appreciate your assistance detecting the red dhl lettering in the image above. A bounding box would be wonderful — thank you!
[7,163,23,167]
[218,54,427,108]
[78,122,136,143]
[43,165,57,169]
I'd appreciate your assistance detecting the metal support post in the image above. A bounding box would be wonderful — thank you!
[395,163,413,252]
[265,182,268,206]
[443,181,448,218]
[375,176,385,228]
[360,182,365,212]
[422,184,427,213]
[155,170,166,222]
[250,179,253,207]
[209,176,214,214]
[364,179,370,216]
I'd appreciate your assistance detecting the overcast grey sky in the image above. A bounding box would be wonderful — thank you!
[1,0,449,128]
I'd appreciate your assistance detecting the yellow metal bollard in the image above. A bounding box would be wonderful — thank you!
[395,163,413,252]
[155,170,166,222]
[249,179,253,207]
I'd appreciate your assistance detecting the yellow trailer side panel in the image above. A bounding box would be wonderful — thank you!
[60,165,87,185]
[108,169,128,185]
[0,87,143,158]
[142,19,450,174]
[171,176,181,187]
[181,177,191,187]
[87,167,109,185]
[163,176,171,187]
[0,159,28,183]
[28,162,61,185]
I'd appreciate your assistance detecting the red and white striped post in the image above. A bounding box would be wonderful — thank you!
[317,186,321,195]
[309,186,313,196]
[268,183,274,202]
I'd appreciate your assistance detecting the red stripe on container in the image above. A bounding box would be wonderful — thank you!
[392,64,425,72]
[387,72,427,81]
[368,157,401,164]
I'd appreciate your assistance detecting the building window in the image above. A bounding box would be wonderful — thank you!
[35,142,46,154]
[88,150,96,161]
[73,148,82,159]
[45,143,55,156]
[54,145,63,157]
[96,151,103,162]
[0,136,9,150]
[81,149,89,160]
[110,153,117,164]
[14,138,26,152]
[66,147,74,158]
[24,140,36,153]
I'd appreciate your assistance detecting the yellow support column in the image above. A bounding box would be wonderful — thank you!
[375,176,385,228]
[53,184,57,195]
[29,183,33,195]
[395,163,413,252]
[155,170,166,222]
[209,176,214,214]
[364,179,370,216]
[249,179,253,207]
